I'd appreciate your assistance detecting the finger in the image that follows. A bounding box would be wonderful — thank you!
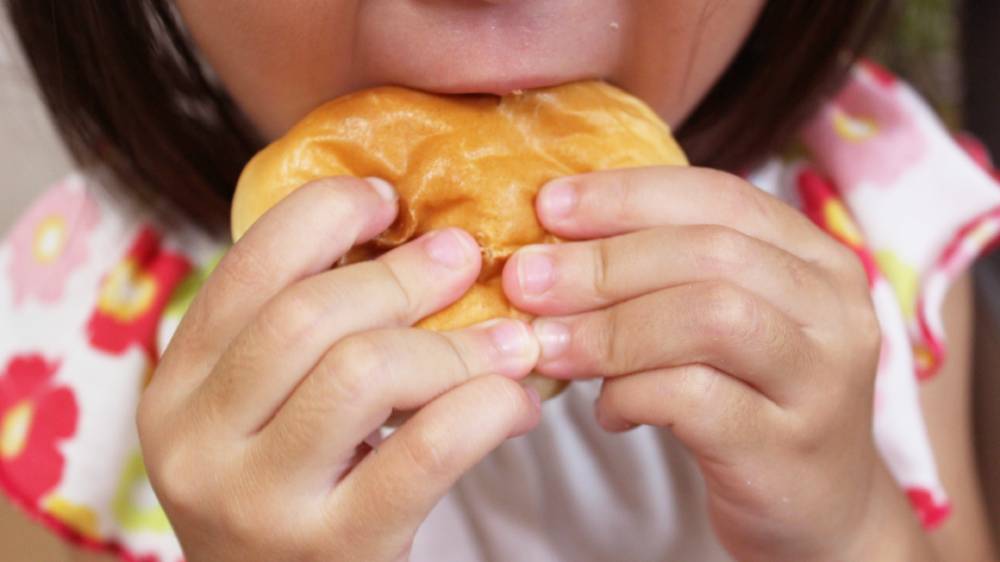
[532,281,813,405]
[253,319,539,487]
[195,228,483,434]
[596,365,783,462]
[329,375,540,559]
[535,166,839,266]
[161,176,397,379]
[503,224,834,322]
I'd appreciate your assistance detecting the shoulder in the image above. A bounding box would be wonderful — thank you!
[0,171,205,356]
[749,62,1000,531]
[791,60,1000,379]
[798,60,999,209]
[0,170,215,561]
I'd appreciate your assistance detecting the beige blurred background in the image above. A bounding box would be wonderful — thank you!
[0,12,73,233]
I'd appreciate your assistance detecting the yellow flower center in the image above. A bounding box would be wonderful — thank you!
[114,452,172,532]
[32,216,68,264]
[875,249,918,320]
[1,401,34,460]
[98,259,156,322]
[822,199,864,247]
[914,344,935,372]
[45,495,101,539]
[833,111,879,143]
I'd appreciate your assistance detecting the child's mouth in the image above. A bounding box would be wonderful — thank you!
[408,73,598,97]
[353,1,626,97]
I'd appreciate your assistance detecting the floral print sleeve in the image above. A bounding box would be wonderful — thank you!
[752,61,1000,529]
[0,173,200,561]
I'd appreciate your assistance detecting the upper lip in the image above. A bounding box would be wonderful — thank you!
[355,4,618,97]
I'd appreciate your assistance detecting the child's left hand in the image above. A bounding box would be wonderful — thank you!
[502,166,934,561]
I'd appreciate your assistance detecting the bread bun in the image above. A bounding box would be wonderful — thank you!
[232,80,687,400]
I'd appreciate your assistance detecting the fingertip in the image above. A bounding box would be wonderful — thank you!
[536,178,579,228]
[509,383,543,438]
[593,394,637,433]
[500,253,532,312]
[422,228,482,272]
[531,318,573,371]
[355,177,400,239]
[501,246,557,313]
[363,176,397,203]
[474,319,540,378]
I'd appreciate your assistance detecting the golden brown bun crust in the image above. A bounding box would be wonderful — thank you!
[232,81,687,400]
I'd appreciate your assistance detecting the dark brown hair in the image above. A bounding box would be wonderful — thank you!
[5,1,891,235]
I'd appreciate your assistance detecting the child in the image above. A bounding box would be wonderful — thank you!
[2,1,998,560]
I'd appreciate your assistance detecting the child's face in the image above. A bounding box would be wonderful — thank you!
[177,1,764,140]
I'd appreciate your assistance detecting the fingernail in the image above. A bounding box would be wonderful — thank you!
[516,248,555,296]
[472,319,539,377]
[539,180,578,219]
[364,177,397,202]
[533,319,571,360]
[425,229,476,268]
[486,319,533,356]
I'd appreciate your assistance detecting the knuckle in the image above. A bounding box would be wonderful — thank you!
[591,239,617,300]
[401,418,460,479]
[325,334,389,405]
[438,333,476,381]
[694,225,750,272]
[708,170,766,219]
[677,365,723,412]
[782,253,818,293]
[697,282,760,343]
[600,307,636,372]
[681,364,719,406]
[373,260,416,325]
[786,411,823,455]
[609,173,641,223]
[254,288,320,347]
[570,307,627,374]
[150,446,205,517]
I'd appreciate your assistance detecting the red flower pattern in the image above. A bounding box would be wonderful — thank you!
[905,487,951,529]
[0,355,77,505]
[86,227,190,358]
[796,168,880,285]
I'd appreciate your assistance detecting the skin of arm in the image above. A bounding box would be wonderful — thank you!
[920,271,998,560]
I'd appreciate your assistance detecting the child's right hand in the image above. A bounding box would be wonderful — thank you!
[138,177,542,562]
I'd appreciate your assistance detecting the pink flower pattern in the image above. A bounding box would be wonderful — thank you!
[801,61,928,190]
[6,176,100,305]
